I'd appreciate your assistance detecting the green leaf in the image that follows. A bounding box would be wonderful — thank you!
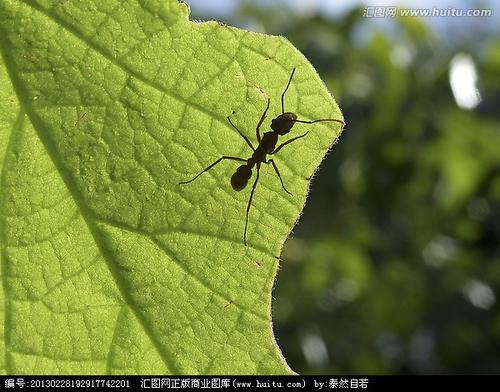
[0,0,343,374]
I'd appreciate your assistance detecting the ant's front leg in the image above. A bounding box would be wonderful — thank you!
[256,99,270,144]
[227,113,256,152]
[267,159,293,196]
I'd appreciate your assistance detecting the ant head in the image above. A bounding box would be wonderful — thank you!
[271,112,297,135]
[231,165,252,191]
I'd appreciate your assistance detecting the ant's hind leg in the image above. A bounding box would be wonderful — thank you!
[244,164,260,246]
[267,159,293,196]
[179,156,246,185]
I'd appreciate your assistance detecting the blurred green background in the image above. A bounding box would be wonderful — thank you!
[190,1,500,374]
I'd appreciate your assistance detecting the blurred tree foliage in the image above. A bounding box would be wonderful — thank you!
[192,3,500,374]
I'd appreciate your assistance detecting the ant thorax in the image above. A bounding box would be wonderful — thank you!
[248,132,278,168]
[259,132,279,154]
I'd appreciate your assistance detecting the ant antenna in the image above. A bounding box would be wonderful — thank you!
[293,118,345,126]
[281,67,296,115]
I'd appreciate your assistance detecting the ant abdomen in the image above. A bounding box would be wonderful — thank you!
[231,165,252,191]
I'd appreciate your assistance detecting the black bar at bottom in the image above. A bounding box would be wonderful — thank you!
[0,375,498,391]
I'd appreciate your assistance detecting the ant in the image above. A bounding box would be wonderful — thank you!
[179,68,345,246]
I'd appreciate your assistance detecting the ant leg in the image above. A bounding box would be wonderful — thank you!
[267,159,293,196]
[227,113,255,152]
[281,68,296,114]
[271,131,309,155]
[244,163,260,246]
[179,156,246,185]
[256,99,270,143]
